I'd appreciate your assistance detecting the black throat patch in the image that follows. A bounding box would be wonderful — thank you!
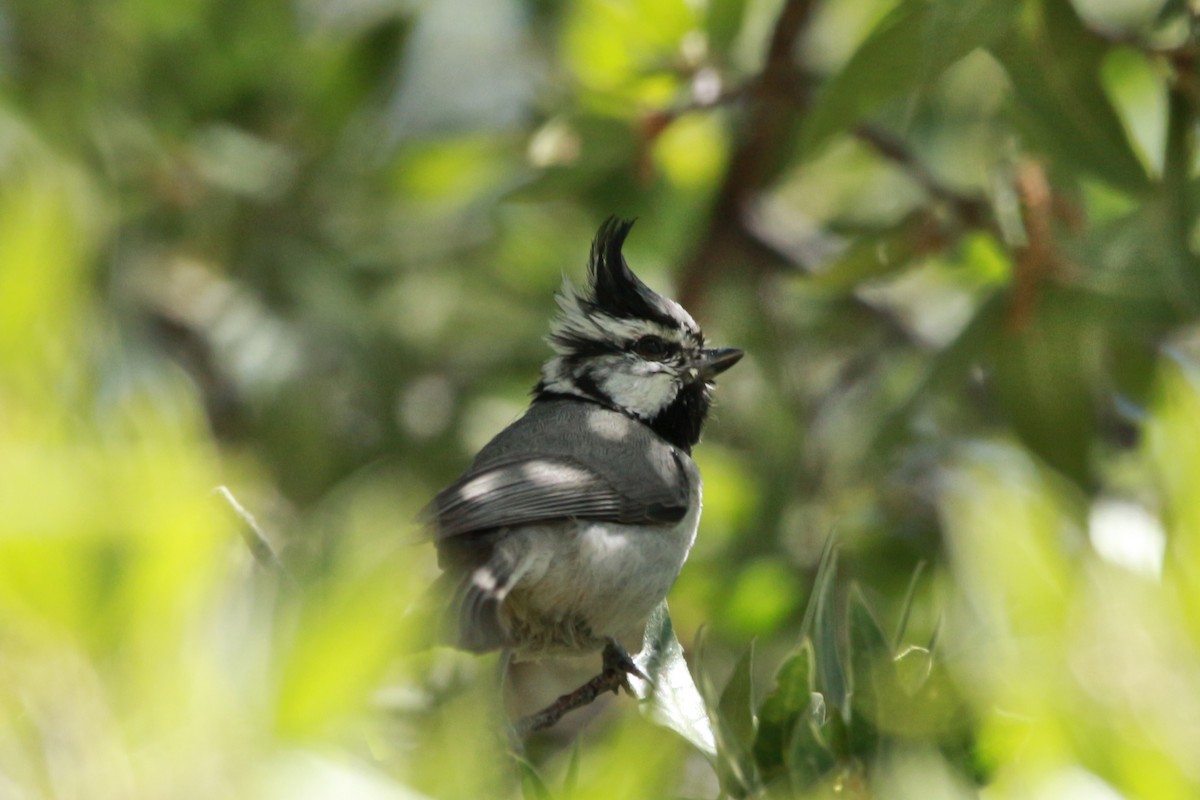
[646,380,712,453]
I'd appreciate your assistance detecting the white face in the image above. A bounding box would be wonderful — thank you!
[539,320,699,419]
[538,273,706,419]
[592,354,683,419]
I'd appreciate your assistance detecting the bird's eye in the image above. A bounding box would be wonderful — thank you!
[632,335,669,360]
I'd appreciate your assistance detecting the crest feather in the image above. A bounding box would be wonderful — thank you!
[545,217,701,356]
[588,217,678,325]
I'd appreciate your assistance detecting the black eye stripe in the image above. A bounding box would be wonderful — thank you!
[552,330,692,362]
[631,334,680,360]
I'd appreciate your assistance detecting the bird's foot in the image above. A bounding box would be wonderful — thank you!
[515,639,647,735]
[600,637,649,696]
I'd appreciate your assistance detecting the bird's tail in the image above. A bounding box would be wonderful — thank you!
[399,567,511,655]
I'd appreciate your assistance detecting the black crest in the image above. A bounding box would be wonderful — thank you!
[587,217,679,327]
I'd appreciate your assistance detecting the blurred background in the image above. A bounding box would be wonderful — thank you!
[4,0,1200,796]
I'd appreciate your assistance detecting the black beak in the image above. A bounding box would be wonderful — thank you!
[693,347,744,381]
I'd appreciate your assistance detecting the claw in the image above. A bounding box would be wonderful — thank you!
[602,638,650,694]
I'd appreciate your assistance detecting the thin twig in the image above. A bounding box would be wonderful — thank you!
[676,0,821,309]
[516,670,628,735]
[637,83,750,182]
[649,83,749,130]
[852,123,997,235]
[214,485,288,575]
[515,639,647,734]
[1008,160,1062,329]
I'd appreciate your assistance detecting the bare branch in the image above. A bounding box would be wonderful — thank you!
[676,0,821,310]
[852,123,996,235]
[516,639,647,734]
[516,670,628,735]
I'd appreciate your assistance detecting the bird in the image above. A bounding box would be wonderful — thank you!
[427,216,742,726]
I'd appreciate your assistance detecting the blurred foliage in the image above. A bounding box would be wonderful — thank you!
[5,0,1200,796]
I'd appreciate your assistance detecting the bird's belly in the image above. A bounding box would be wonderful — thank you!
[502,506,700,659]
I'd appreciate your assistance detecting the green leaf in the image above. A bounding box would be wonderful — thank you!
[848,585,893,683]
[897,653,970,740]
[753,639,815,778]
[820,704,852,760]
[894,645,934,696]
[893,560,927,647]
[987,285,1101,485]
[809,691,827,727]
[784,702,837,793]
[868,290,1008,458]
[562,739,582,796]
[694,634,759,797]
[713,643,760,796]
[706,0,747,56]
[846,584,892,757]
[515,756,553,800]
[1157,0,1187,22]
[799,532,839,639]
[632,601,717,756]
[991,0,1151,194]
[803,0,1019,150]
[808,218,926,295]
[719,643,757,750]
[808,539,847,722]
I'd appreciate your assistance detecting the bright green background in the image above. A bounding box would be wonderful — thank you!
[3,0,1200,797]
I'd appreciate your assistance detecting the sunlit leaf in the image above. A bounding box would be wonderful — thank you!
[562,738,583,795]
[562,0,696,97]
[1100,47,1167,178]
[632,602,717,756]
[893,645,933,696]
[1146,356,1200,619]
[273,545,419,736]
[516,756,553,800]
[803,0,1019,150]
[991,0,1151,194]
[652,114,728,190]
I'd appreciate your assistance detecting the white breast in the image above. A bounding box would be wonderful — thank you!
[499,474,702,660]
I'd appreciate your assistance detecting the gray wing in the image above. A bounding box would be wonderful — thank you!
[431,400,693,540]
[433,453,687,539]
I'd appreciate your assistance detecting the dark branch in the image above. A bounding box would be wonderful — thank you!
[676,0,821,310]
[516,639,647,734]
[852,124,997,235]
[516,670,628,735]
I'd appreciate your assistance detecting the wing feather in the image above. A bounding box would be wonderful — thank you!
[428,400,694,541]
[433,454,686,539]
